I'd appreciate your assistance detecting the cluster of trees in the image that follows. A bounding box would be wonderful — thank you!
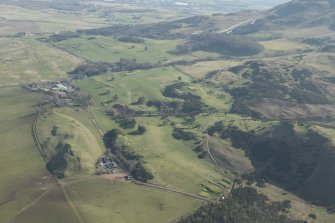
[77,22,183,39]
[162,82,208,115]
[103,129,153,182]
[118,36,145,43]
[69,59,155,78]
[47,32,80,42]
[172,128,197,141]
[108,104,137,129]
[228,61,330,118]
[46,142,81,179]
[192,143,208,159]
[173,33,264,56]
[178,186,305,223]
[207,121,335,206]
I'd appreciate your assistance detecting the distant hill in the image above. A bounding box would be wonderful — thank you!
[233,0,335,34]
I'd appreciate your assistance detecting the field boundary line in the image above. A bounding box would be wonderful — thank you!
[132,180,211,202]
[206,136,226,176]
[62,186,86,223]
[5,186,54,223]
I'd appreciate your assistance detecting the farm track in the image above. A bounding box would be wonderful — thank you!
[205,136,225,176]
[132,179,211,202]
[5,187,54,223]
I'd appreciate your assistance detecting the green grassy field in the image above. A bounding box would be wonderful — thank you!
[53,36,181,64]
[36,107,105,177]
[0,37,81,86]
[0,87,79,223]
[66,179,202,223]
[76,67,190,105]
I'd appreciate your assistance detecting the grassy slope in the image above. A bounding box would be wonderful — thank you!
[0,87,78,223]
[53,36,181,63]
[129,117,223,194]
[0,37,81,86]
[36,107,104,177]
[67,179,202,223]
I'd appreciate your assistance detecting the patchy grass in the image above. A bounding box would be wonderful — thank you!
[0,37,81,85]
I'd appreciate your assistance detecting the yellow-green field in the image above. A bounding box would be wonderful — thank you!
[53,36,181,63]
[0,37,81,85]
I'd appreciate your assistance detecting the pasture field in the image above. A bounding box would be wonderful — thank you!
[66,179,202,223]
[36,107,105,177]
[0,87,78,223]
[53,36,181,64]
[75,67,191,111]
[0,37,81,86]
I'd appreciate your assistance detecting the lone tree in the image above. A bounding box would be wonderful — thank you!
[137,96,146,105]
[112,94,119,102]
[137,125,147,135]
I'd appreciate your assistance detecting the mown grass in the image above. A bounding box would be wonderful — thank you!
[67,179,202,223]
[0,37,81,85]
[53,36,181,64]
[0,87,76,223]
[36,107,105,177]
